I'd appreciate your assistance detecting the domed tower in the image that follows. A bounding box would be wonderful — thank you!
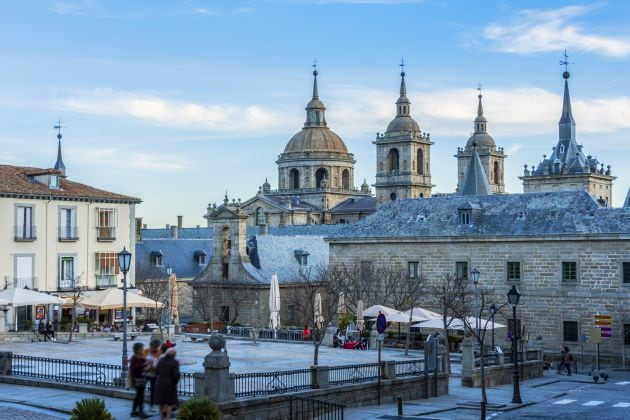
[276,69,366,210]
[455,89,506,194]
[374,68,433,206]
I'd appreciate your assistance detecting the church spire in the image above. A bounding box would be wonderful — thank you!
[558,50,576,142]
[304,62,327,127]
[53,118,66,177]
[459,142,491,196]
[396,59,411,117]
[473,86,487,134]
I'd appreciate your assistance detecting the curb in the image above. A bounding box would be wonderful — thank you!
[0,398,72,415]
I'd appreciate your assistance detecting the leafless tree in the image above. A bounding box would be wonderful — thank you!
[283,264,346,366]
[192,280,260,326]
[67,274,86,343]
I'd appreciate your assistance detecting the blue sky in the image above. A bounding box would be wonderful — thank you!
[1,0,630,226]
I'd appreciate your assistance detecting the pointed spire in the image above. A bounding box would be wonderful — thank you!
[396,64,411,117]
[312,67,319,100]
[558,51,576,141]
[477,85,484,117]
[304,63,327,127]
[53,118,66,176]
[473,86,488,134]
[460,143,492,196]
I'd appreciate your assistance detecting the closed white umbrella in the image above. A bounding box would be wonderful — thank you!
[269,274,281,329]
[337,292,346,315]
[314,292,324,330]
[355,300,364,331]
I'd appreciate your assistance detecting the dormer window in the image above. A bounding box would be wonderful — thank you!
[459,209,472,225]
[150,251,164,267]
[49,174,59,189]
[294,250,309,266]
[517,211,526,220]
[194,250,207,265]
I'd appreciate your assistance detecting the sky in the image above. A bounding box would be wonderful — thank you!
[1,0,630,227]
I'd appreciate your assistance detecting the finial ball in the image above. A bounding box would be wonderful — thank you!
[313,70,318,77]
[400,71,405,77]
[57,133,62,140]
[562,71,570,79]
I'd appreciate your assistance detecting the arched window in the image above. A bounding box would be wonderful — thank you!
[388,148,399,174]
[220,227,230,258]
[342,169,350,190]
[315,168,328,188]
[289,169,300,189]
[255,207,265,226]
[417,149,424,175]
[493,161,500,185]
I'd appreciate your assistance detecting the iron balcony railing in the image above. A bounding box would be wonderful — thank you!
[14,225,37,241]
[233,368,312,398]
[328,362,380,386]
[5,277,37,290]
[58,226,79,241]
[288,395,345,420]
[96,227,116,241]
[394,359,425,377]
[96,275,117,288]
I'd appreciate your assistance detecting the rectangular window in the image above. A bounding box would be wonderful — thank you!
[455,261,468,281]
[96,208,117,241]
[15,205,36,241]
[95,252,119,288]
[408,261,419,278]
[563,321,579,342]
[562,261,578,282]
[59,207,78,240]
[622,262,630,284]
[459,210,471,225]
[151,254,164,267]
[625,324,630,345]
[14,254,35,289]
[197,254,206,265]
[507,261,521,282]
[59,256,76,289]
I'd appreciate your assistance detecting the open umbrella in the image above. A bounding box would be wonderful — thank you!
[269,274,281,329]
[363,304,399,317]
[80,288,163,310]
[314,292,324,330]
[412,316,506,330]
[371,311,428,323]
[0,288,64,306]
[403,307,442,320]
[355,300,364,331]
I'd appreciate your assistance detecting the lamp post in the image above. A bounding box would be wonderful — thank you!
[166,265,173,326]
[490,303,497,352]
[470,268,480,339]
[507,285,522,404]
[118,247,132,371]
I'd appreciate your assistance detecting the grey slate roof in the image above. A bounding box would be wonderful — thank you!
[329,190,630,240]
[459,148,491,196]
[625,187,630,208]
[136,238,211,279]
[330,196,377,214]
[141,227,212,239]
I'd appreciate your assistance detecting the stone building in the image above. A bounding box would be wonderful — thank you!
[374,70,434,205]
[326,189,630,360]
[455,91,506,194]
[520,69,615,204]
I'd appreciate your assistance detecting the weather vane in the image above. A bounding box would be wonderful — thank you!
[477,83,483,96]
[312,58,318,73]
[399,57,406,73]
[53,118,63,139]
[559,50,573,73]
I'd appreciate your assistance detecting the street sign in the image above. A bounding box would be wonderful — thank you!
[376,313,387,334]
[590,327,602,344]
[378,333,385,341]
[595,314,612,338]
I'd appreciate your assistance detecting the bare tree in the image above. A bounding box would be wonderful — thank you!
[283,264,346,366]
[67,274,86,343]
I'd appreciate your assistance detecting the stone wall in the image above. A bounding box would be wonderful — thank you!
[462,360,543,388]
[329,236,630,362]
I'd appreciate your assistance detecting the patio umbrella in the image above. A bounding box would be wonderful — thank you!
[80,288,163,310]
[403,307,442,320]
[0,288,64,306]
[412,316,506,330]
[363,304,399,317]
[355,300,364,331]
[268,274,281,329]
[314,292,324,330]
[371,311,428,323]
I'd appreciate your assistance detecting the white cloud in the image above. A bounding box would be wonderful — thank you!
[68,147,188,172]
[483,4,630,57]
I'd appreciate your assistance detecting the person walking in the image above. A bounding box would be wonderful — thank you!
[46,320,56,342]
[156,347,180,420]
[145,339,162,412]
[563,346,573,376]
[129,342,149,418]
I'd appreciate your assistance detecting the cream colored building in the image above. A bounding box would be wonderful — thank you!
[0,139,140,330]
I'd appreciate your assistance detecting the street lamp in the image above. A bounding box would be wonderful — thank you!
[118,247,132,371]
[507,285,522,404]
[165,265,173,326]
[470,268,480,338]
[490,303,497,352]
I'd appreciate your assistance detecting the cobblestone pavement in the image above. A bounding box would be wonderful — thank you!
[0,403,65,419]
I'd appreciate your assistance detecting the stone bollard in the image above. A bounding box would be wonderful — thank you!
[0,352,12,375]
[382,360,396,380]
[311,365,330,389]
[369,325,378,350]
[460,330,474,387]
[195,334,234,402]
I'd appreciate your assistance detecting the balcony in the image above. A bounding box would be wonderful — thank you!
[96,227,116,242]
[5,277,38,290]
[14,225,37,242]
[96,274,117,288]
[58,226,79,242]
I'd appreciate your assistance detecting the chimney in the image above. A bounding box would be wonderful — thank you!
[135,217,143,241]
[142,224,147,229]
[177,215,183,229]
[260,223,268,235]
[170,225,178,239]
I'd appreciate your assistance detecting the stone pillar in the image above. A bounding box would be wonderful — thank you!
[195,335,234,402]
[311,365,329,389]
[461,330,474,387]
[369,324,378,350]
[382,360,396,380]
[0,352,12,375]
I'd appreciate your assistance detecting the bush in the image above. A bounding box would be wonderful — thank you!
[71,398,112,420]
[177,398,222,420]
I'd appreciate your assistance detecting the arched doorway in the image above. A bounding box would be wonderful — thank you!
[342,169,350,190]
[255,207,265,226]
[388,149,399,174]
[316,168,328,188]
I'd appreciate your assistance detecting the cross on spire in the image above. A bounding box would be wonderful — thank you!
[312,58,318,73]
[559,50,573,75]
[477,83,483,97]
[399,57,405,74]
[54,118,63,139]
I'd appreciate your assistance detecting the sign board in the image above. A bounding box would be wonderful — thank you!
[35,305,45,320]
[377,333,385,341]
[594,314,612,339]
[590,327,602,344]
[376,313,387,334]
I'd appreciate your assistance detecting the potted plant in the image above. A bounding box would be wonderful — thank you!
[71,398,112,420]
[177,397,221,420]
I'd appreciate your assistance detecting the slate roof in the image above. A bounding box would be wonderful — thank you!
[625,187,630,208]
[330,196,377,214]
[0,164,141,203]
[328,190,630,240]
[136,238,211,279]
[141,227,213,239]
[459,148,491,196]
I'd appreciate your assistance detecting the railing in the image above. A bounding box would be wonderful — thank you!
[226,326,305,342]
[233,368,312,398]
[5,277,37,290]
[503,350,541,364]
[10,354,194,396]
[58,226,79,241]
[288,395,344,420]
[96,275,117,288]
[14,225,37,241]
[394,360,424,377]
[96,227,116,241]
[475,353,499,367]
[328,362,379,386]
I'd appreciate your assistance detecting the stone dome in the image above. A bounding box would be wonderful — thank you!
[284,127,349,154]
[386,116,420,133]
[466,132,495,149]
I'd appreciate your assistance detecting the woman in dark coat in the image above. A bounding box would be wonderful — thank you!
[156,347,180,420]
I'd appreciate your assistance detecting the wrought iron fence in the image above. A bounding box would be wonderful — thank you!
[504,350,540,364]
[226,326,304,342]
[11,354,195,396]
[475,353,499,367]
[288,395,344,420]
[233,368,312,398]
[328,362,379,386]
[394,359,424,377]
